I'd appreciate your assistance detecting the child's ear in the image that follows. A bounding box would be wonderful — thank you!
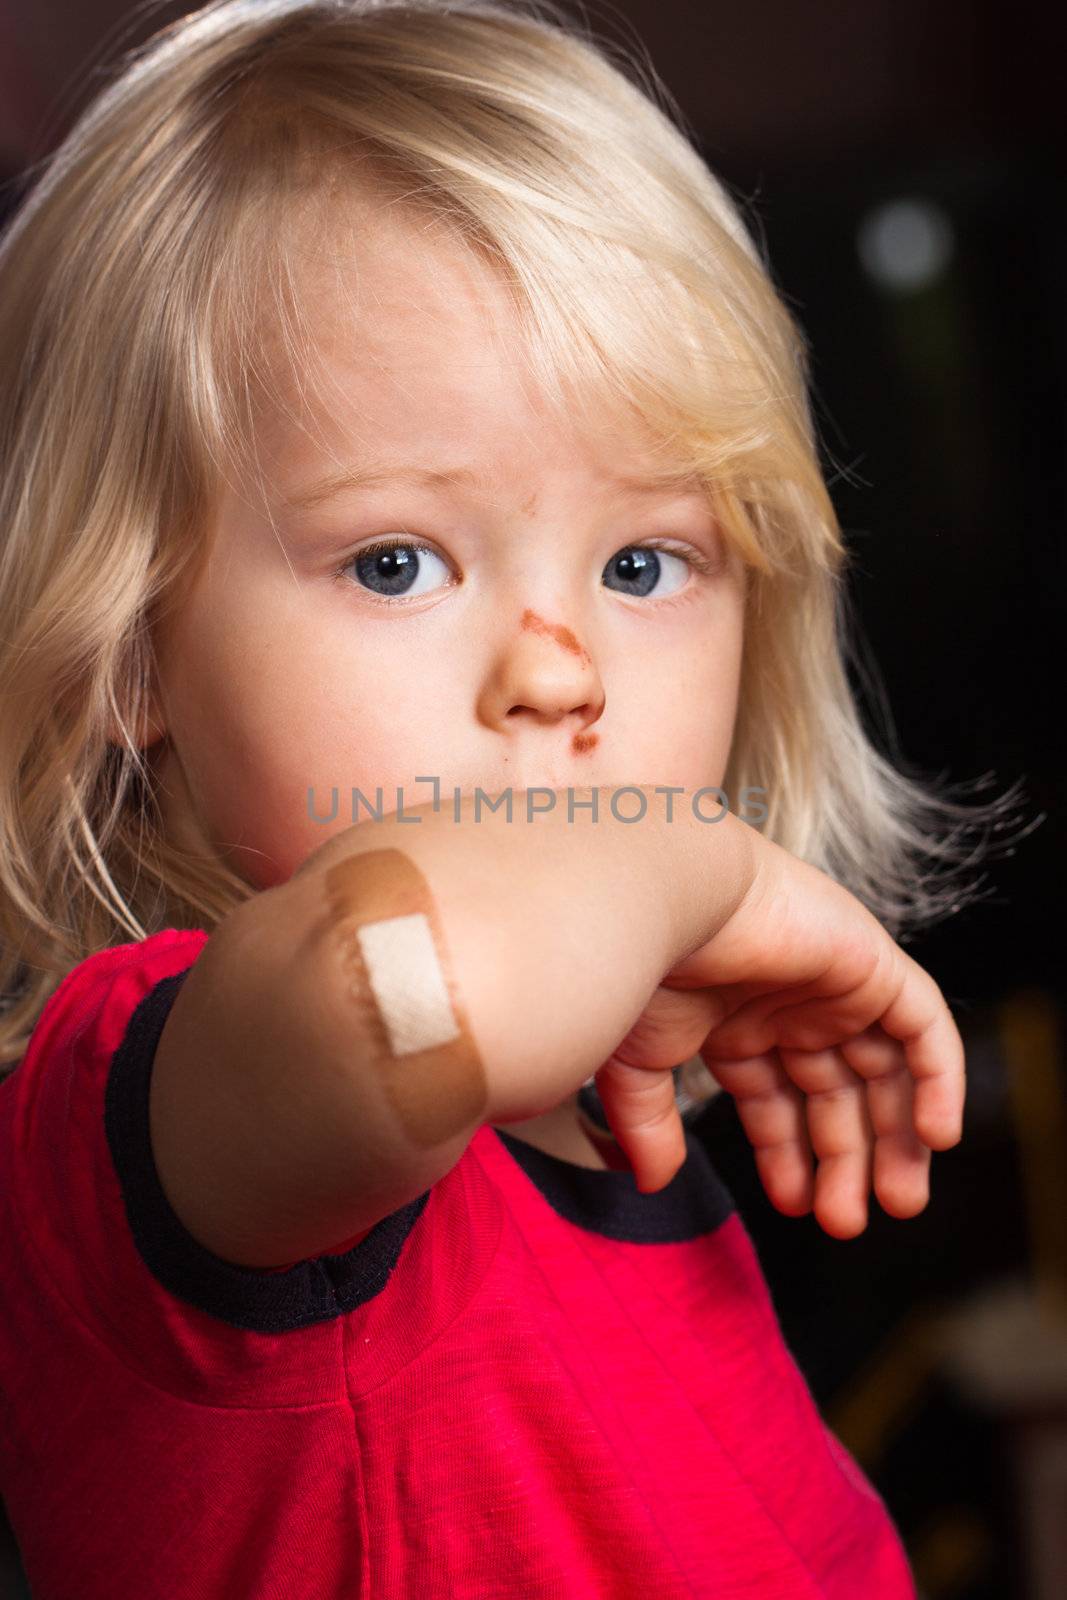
[104,696,166,750]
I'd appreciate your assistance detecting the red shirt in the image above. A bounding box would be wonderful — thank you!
[0,928,917,1598]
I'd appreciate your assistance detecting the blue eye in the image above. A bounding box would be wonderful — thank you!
[602,545,691,598]
[340,539,452,600]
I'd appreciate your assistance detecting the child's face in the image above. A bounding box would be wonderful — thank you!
[149,202,747,889]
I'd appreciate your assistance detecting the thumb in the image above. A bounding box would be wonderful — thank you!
[594,1053,687,1193]
[592,983,722,1192]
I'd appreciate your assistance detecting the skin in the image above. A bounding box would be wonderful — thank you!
[125,194,940,1235]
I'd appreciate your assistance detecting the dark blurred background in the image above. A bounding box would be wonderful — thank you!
[1,2,1064,1596]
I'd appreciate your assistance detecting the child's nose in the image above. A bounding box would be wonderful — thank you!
[476,607,605,735]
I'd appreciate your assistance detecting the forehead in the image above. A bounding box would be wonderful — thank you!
[244,192,676,489]
[257,198,519,411]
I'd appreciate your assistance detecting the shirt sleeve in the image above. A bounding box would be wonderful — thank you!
[0,928,499,1407]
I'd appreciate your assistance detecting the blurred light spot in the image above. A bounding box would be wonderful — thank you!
[857,198,955,292]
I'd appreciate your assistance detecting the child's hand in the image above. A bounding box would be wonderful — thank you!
[695,1026,934,1238]
[592,833,965,1237]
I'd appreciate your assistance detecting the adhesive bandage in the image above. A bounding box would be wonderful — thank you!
[323,848,489,1147]
[355,912,460,1057]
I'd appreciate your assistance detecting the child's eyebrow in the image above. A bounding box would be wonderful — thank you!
[284,461,708,513]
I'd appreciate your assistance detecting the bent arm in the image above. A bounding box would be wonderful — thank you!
[149,789,754,1267]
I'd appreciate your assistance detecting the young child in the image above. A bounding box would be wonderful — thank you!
[0,2,1020,1595]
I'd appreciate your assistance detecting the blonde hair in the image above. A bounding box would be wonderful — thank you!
[0,0,1032,1091]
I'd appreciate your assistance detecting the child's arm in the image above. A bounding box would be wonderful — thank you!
[149,787,964,1268]
[148,789,755,1269]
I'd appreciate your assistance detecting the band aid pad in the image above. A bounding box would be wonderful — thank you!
[322,848,489,1148]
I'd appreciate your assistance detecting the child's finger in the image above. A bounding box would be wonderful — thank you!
[778,1046,872,1237]
[709,1051,816,1216]
[593,1053,687,1193]
[873,1133,931,1219]
[776,1044,875,1237]
[843,1028,933,1217]
[880,951,967,1149]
